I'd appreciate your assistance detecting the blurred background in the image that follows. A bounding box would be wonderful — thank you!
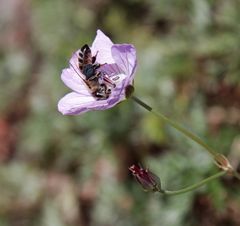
[0,0,240,225]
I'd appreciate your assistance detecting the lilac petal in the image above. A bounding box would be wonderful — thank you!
[58,92,110,115]
[111,44,137,82]
[69,50,82,76]
[107,78,127,105]
[100,63,124,77]
[61,68,86,93]
[107,44,137,101]
[91,30,115,64]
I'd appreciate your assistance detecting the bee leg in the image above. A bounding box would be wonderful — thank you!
[92,51,99,64]
[93,63,107,72]
[87,71,101,82]
[93,64,101,70]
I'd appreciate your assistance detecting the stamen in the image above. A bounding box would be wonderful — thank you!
[102,74,116,88]
[112,76,120,81]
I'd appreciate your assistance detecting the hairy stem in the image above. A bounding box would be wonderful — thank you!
[161,171,226,196]
[131,96,217,157]
[131,96,240,180]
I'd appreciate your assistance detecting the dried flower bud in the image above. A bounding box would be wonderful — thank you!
[129,164,162,192]
[214,154,233,173]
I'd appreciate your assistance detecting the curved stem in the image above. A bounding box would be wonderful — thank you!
[160,171,226,196]
[131,96,218,157]
[232,171,240,180]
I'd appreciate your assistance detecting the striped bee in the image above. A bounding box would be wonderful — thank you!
[78,44,101,80]
[71,44,114,100]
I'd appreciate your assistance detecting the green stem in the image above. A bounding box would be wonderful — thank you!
[131,96,218,157]
[232,171,240,180]
[161,171,226,196]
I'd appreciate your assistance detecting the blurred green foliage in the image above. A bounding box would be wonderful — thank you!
[0,0,240,226]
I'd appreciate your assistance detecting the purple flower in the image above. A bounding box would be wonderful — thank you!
[129,164,162,192]
[58,30,137,115]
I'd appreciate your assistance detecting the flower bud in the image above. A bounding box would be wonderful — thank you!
[214,154,233,173]
[129,164,162,192]
[125,85,134,98]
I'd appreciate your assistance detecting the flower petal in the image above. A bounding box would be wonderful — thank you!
[100,63,123,77]
[91,30,115,64]
[108,44,137,101]
[61,68,86,93]
[111,44,137,81]
[58,92,110,115]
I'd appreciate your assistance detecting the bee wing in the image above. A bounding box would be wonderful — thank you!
[69,51,84,77]
[61,67,89,94]
[69,51,89,80]
[69,60,92,90]
[61,51,92,95]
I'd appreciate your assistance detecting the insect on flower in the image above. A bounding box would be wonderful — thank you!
[58,30,137,115]
[78,44,101,80]
[74,43,115,100]
[129,164,162,192]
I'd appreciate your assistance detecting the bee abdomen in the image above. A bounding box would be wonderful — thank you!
[81,44,90,52]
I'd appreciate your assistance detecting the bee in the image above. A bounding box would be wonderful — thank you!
[78,44,101,81]
[68,50,112,100]
[70,60,111,100]
[73,44,115,100]
[83,75,112,100]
